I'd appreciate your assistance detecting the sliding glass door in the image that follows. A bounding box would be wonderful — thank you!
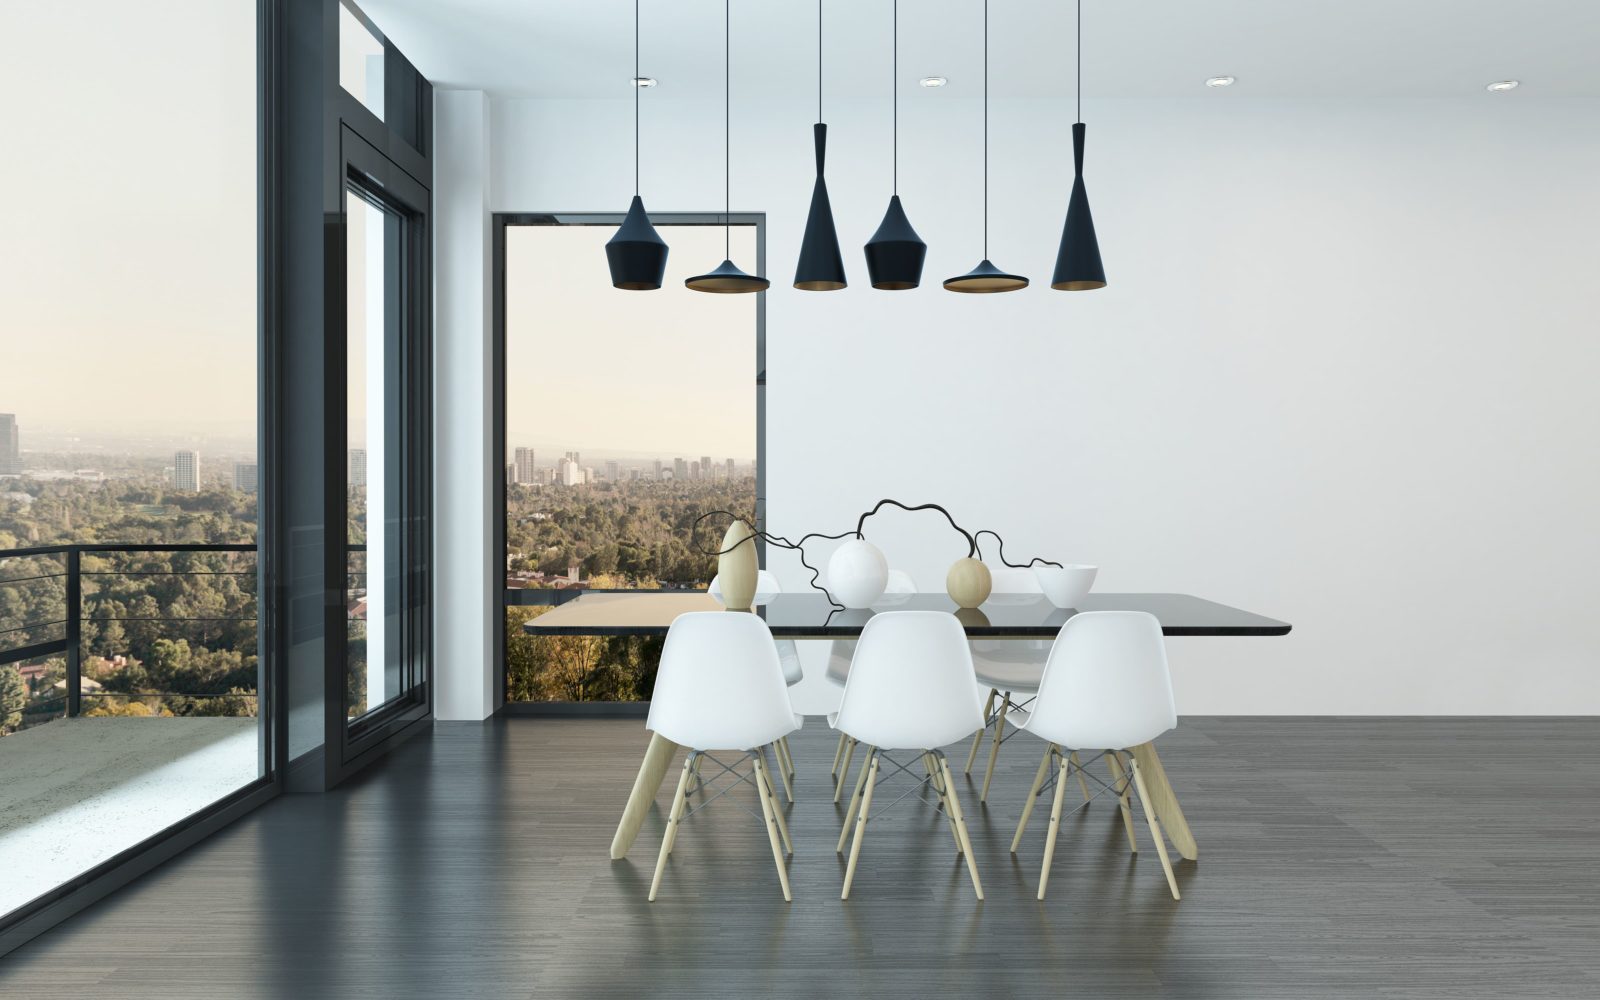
[332,130,430,776]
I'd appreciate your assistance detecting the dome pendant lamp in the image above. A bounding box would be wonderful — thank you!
[1051,0,1106,291]
[793,0,846,291]
[945,0,1028,293]
[605,0,668,290]
[687,0,768,293]
[862,0,926,290]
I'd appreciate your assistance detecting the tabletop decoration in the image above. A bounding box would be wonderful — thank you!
[692,499,1067,612]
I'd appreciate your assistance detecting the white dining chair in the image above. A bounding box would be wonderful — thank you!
[826,570,917,797]
[708,570,800,788]
[831,611,985,900]
[646,611,801,902]
[1010,610,1181,900]
[966,566,1055,803]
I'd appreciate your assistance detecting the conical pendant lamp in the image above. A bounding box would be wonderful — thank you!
[863,0,925,290]
[1051,0,1106,291]
[687,0,768,294]
[794,0,846,291]
[945,0,1027,293]
[606,0,668,290]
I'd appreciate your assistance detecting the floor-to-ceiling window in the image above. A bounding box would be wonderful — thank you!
[0,0,266,923]
[495,216,763,705]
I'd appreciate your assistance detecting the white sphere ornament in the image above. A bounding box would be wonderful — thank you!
[827,539,889,609]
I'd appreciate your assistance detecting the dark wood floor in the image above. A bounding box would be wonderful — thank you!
[2,717,1597,998]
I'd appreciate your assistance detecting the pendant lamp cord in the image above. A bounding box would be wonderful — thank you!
[1076,0,1082,124]
[817,0,823,123]
[892,0,898,196]
[724,0,731,258]
[634,0,640,194]
[983,0,989,258]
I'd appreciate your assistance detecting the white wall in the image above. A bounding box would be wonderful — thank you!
[433,89,496,720]
[443,93,1600,714]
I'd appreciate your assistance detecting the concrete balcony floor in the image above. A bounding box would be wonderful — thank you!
[0,717,258,915]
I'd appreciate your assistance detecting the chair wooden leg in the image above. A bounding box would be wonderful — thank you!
[756,749,793,855]
[981,695,1010,802]
[753,756,793,902]
[1037,746,1071,900]
[837,745,875,852]
[927,752,962,855]
[938,756,984,900]
[769,744,794,804]
[649,755,695,901]
[780,736,796,779]
[1129,756,1180,900]
[966,688,998,773]
[834,738,858,802]
[841,752,880,899]
[1011,743,1054,853]
[1106,752,1138,854]
[831,731,849,776]
[1069,751,1092,803]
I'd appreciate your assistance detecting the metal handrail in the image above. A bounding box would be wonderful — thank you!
[0,543,260,716]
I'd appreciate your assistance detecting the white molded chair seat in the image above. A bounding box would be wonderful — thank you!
[830,611,985,899]
[646,612,800,902]
[709,570,801,686]
[1011,610,1182,901]
[824,570,917,688]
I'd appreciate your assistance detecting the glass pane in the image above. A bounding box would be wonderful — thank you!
[339,2,385,120]
[0,0,260,919]
[503,223,758,702]
[345,189,402,720]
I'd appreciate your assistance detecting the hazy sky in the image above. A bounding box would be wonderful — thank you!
[0,2,257,439]
[505,224,757,461]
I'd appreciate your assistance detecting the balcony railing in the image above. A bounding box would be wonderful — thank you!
[0,543,257,726]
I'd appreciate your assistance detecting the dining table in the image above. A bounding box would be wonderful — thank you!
[522,590,1292,861]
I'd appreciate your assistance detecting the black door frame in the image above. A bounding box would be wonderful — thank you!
[324,125,433,787]
[490,212,767,716]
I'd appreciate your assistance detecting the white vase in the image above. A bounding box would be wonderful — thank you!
[1033,564,1098,609]
[827,539,889,609]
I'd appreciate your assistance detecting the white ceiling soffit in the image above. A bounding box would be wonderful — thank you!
[357,0,1600,100]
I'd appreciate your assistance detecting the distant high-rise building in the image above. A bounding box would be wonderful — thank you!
[629,468,641,481]
[726,458,736,480]
[605,460,620,482]
[700,456,712,480]
[0,413,19,476]
[690,460,701,481]
[559,457,583,486]
[505,463,516,485]
[514,447,536,484]
[173,450,201,492]
[674,457,688,481]
[349,448,367,487]
[653,459,663,480]
[233,462,258,494]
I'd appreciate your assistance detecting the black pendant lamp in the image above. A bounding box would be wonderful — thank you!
[1051,0,1106,291]
[862,0,926,290]
[793,0,846,291]
[945,0,1028,293]
[605,0,668,290]
[687,0,768,294]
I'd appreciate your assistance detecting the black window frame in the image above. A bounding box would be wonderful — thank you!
[491,212,767,716]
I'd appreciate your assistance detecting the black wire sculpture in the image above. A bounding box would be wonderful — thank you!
[690,499,1062,610]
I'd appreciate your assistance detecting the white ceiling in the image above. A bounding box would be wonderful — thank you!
[358,0,1600,102]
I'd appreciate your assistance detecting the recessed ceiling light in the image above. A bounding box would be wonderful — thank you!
[1486,79,1519,92]
[631,76,656,88]
[1205,75,1235,89]
[920,76,948,88]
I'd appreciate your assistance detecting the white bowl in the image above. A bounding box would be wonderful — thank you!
[1033,564,1098,609]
